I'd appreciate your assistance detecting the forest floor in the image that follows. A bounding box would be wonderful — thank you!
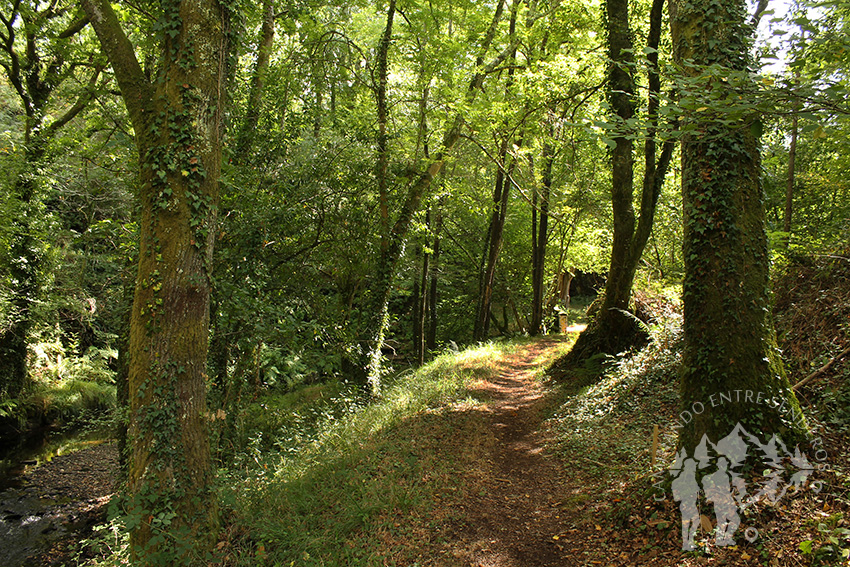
[2,331,847,567]
[428,336,575,566]
[411,336,848,567]
[414,334,689,567]
[0,441,117,567]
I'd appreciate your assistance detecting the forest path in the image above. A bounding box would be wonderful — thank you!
[434,337,581,567]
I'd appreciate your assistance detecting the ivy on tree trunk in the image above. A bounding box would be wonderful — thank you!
[82,0,231,562]
[670,0,807,450]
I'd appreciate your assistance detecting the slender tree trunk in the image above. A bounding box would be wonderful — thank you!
[115,258,135,478]
[427,205,442,351]
[491,307,509,336]
[507,293,525,334]
[783,115,797,235]
[412,262,421,363]
[360,0,513,387]
[83,0,230,562]
[560,0,674,363]
[474,0,520,342]
[375,0,395,253]
[530,137,553,335]
[670,0,806,450]
[531,161,540,330]
[475,140,514,341]
[362,0,397,392]
[784,83,799,237]
[545,211,580,319]
[416,212,431,365]
[234,0,275,161]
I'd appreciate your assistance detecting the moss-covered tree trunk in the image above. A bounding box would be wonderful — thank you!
[670,0,806,450]
[82,0,229,562]
[596,0,640,348]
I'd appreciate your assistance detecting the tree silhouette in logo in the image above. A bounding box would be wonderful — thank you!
[669,424,817,550]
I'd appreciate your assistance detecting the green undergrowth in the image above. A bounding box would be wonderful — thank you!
[774,246,850,431]
[1,341,117,435]
[546,317,683,482]
[544,268,850,564]
[215,341,518,566]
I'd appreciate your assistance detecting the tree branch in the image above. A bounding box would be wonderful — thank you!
[81,0,153,137]
[58,14,91,39]
[793,345,850,391]
[0,2,30,114]
[750,0,770,28]
[37,0,62,21]
[41,63,105,139]
[459,132,568,223]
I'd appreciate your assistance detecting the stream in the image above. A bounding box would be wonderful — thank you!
[0,429,117,567]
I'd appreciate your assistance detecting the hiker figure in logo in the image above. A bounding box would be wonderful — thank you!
[702,457,741,546]
[671,457,700,551]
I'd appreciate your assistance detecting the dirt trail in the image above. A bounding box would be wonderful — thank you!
[440,338,576,567]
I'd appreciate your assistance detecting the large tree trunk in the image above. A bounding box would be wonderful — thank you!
[670,0,807,450]
[82,0,230,562]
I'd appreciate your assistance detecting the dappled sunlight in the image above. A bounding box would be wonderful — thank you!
[546,327,683,486]
[221,338,572,566]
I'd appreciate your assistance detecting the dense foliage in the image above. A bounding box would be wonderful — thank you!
[1,0,849,563]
